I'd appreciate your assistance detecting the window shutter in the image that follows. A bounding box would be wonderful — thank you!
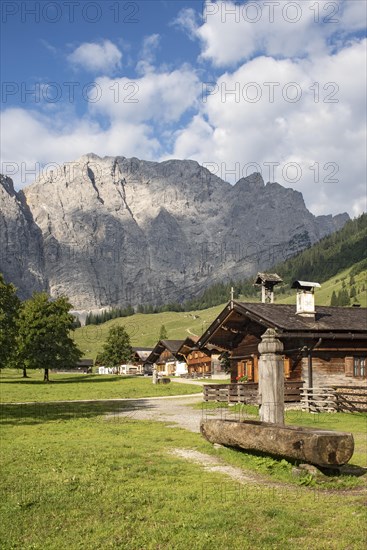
[284,357,291,379]
[246,360,253,381]
[344,357,354,377]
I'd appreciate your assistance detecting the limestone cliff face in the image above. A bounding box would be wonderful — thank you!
[0,154,349,309]
[0,175,46,298]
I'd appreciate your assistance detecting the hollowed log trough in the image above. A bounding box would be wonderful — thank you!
[200,419,354,467]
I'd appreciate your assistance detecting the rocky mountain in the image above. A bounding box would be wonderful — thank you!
[0,154,349,310]
[0,175,46,296]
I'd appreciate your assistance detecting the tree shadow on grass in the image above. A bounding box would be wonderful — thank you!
[0,375,135,385]
[0,399,154,426]
[224,446,367,479]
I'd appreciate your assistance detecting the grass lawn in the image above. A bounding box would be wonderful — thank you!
[0,370,202,403]
[1,401,366,550]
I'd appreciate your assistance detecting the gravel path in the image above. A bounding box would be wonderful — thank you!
[169,448,289,488]
[170,378,209,386]
[111,394,222,432]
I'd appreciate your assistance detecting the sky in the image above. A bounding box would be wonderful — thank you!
[1,0,366,217]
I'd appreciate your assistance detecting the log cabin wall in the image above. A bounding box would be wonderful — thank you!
[229,334,259,382]
[229,334,304,383]
[222,315,367,386]
[155,349,175,372]
[186,350,211,374]
[301,352,367,387]
[231,355,301,383]
[288,355,302,381]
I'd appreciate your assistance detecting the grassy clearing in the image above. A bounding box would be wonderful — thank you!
[1,402,366,550]
[0,370,202,403]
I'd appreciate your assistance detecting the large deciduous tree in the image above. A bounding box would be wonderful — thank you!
[101,326,132,368]
[0,273,20,370]
[17,293,82,381]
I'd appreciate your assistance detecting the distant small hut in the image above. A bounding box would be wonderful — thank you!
[144,340,186,376]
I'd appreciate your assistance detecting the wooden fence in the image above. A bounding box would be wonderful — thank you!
[333,386,367,413]
[301,387,336,413]
[203,383,366,412]
[301,386,367,413]
[180,373,212,379]
[203,381,302,405]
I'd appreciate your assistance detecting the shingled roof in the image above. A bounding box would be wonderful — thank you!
[198,301,367,350]
[144,339,185,365]
[237,302,367,332]
[254,273,283,285]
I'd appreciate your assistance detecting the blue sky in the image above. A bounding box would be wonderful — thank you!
[1,0,366,216]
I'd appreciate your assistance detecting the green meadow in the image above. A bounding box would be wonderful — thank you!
[0,370,202,403]
[73,304,226,359]
[1,398,366,550]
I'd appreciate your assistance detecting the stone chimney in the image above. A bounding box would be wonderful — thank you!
[254,273,283,303]
[291,281,321,317]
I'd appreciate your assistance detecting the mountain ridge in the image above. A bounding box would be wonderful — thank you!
[0,154,349,309]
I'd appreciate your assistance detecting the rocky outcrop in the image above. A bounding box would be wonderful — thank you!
[0,154,349,309]
[0,175,46,298]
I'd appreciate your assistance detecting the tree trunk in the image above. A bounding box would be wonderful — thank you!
[22,366,28,378]
[43,368,49,382]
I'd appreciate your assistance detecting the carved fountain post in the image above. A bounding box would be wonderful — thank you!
[201,330,354,466]
[258,328,285,425]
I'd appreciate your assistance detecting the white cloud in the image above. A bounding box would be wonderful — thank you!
[92,66,200,124]
[0,64,201,187]
[136,34,161,75]
[171,39,367,216]
[39,39,58,55]
[68,40,122,74]
[0,108,160,186]
[183,0,365,68]
[1,2,365,219]
[340,0,367,32]
[172,8,199,40]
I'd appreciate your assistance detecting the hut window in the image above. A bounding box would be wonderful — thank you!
[353,357,366,378]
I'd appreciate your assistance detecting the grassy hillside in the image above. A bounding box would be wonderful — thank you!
[274,213,366,284]
[74,262,366,359]
[277,264,366,307]
[74,303,226,360]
